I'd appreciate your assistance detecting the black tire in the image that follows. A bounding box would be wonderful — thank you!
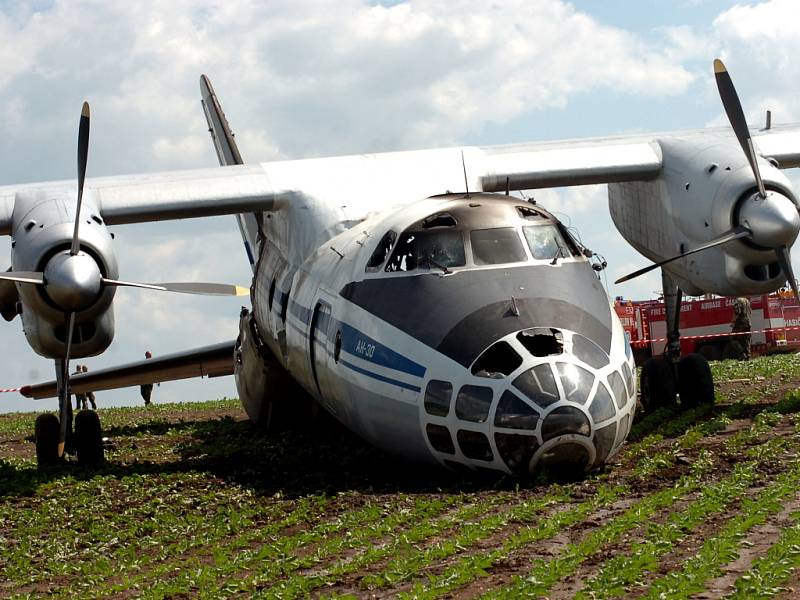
[677,353,715,408]
[640,357,677,414]
[74,410,104,466]
[722,340,745,361]
[697,344,722,362]
[35,413,60,467]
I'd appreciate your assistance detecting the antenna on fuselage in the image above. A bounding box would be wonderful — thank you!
[460,151,470,197]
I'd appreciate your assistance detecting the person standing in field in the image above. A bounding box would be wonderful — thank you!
[731,297,752,360]
[140,351,154,406]
[81,365,96,410]
[73,364,85,410]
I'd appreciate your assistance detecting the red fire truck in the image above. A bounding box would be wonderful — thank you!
[614,292,800,365]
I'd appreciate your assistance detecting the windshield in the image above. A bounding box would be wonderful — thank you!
[523,225,571,260]
[385,230,466,272]
[470,228,527,265]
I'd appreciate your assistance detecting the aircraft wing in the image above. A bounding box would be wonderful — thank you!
[0,164,276,235]
[20,341,235,399]
[2,124,800,236]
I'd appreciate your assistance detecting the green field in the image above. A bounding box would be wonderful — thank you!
[3,354,800,599]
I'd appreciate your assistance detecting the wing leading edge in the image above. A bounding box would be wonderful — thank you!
[20,341,235,399]
[2,123,800,235]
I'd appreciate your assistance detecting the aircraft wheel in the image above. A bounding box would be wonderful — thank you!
[34,413,60,467]
[677,353,715,408]
[640,357,677,414]
[722,340,745,361]
[74,410,104,466]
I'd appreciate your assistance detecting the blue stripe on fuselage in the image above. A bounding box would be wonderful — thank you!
[281,298,426,384]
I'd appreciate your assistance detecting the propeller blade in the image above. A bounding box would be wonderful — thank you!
[0,271,44,285]
[71,102,90,256]
[775,245,800,304]
[101,278,249,296]
[713,59,766,198]
[155,282,250,296]
[615,226,751,284]
[58,311,77,455]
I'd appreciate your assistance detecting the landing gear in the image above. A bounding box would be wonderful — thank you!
[74,410,104,465]
[640,357,677,413]
[677,353,715,407]
[639,270,716,414]
[34,359,104,467]
[34,413,60,466]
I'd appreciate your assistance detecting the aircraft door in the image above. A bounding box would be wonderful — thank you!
[309,299,332,396]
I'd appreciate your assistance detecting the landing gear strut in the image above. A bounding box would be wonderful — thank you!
[34,360,104,467]
[639,270,715,413]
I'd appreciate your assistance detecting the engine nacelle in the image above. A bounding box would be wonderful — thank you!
[10,188,119,358]
[609,134,799,296]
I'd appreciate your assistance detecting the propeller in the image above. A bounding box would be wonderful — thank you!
[615,226,751,284]
[57,102,91,456]
[616,59,800,302]
[5,103,248,457]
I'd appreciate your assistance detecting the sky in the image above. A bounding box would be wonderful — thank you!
[1,0,799,413]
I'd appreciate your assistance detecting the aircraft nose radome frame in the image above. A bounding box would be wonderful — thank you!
[421,327,635,475]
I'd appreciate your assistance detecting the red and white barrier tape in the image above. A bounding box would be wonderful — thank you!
[630,325,800,347]
[0,387,21,393]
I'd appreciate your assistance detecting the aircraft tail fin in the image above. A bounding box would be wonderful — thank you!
[200,74,261,269]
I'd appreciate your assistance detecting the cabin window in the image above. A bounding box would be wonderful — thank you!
[589,383,616,423]
[572,335,609,369]
[517,205,543,220]
[513,364,560,409]
[385,230,465,272]
[621,361,634,396]
[523,224,571,260]
[470,228,527,265]
[556,362,594,405]
[517,328,563,357]
[424,380,452,417]
[455,385,493,423]
[471,341,522,378]
[594,422,617,466]
[366,231,396,272]
[608,370,628,410]
[541,406,591,441]
[494,390,539,430]
[457,430,494,461]
[426,424,455,454]
[495,433,538,474]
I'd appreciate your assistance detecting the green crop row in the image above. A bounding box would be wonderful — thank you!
[397,485,624,600]
[174,494,469,598]
[644,459,800,599]
[254,493,527,599]
[727,513,800,598]
[357,488,573,591]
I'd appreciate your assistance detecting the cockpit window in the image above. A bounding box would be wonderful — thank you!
[470,228,527,266]
[422,212,457,228]
[523,225,571,261]
[385,230,466,272]
[366,231,396,272]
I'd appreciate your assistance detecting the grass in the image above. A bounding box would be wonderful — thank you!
[2,354,800,598]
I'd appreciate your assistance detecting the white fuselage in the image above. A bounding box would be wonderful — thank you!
[236,158,636,474]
